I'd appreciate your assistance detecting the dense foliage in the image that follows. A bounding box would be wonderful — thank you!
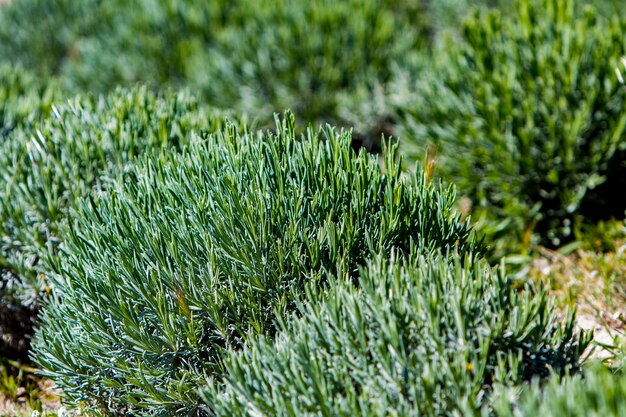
[34,114,481,416]
[0,86,238,362]
[0,0,101,77]
[205,253,590,416]
[0,64,63,362]
[492,362,626,417]
[0,0,231,90]
[0,0,426,139]
[58,0,238,93]
[199,0,425,134]
[0,64,62,135]
[393,0,626,250]
[0,0,623,415]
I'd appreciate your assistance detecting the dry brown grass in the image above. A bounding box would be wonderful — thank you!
[528,242,626,360]
[0,361,64,417]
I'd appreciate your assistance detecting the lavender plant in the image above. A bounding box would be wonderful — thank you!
[34,113,481,416]
[1,86,239,363]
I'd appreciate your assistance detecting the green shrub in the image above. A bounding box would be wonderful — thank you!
[585,0,626,18]
[0,0,101,77]
[204,252,590,417]
[0,64,63,135]
[0,64,63,362]
[0,0,425,138]
[393,0,626,250]
[492,363,626,417]
[0,0,429,145]
[34,114,481,416]
[199,0,425,132]
[0,0,236,92]
[0,86,238,363]
[58,0,237,93]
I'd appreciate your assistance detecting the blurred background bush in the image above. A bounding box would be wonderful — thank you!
[392,0,626,255]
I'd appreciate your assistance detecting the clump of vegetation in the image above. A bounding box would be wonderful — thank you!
[204,253,590,416]
[0,0,233,92]
[1,86,238,363]
[34,114,481,416]
[0,64,62,135]
[492,361,625,417]
[199,0,426,133]
[57,0,239,93]
[0,0,425,139]
[393,0,626,251]
[1,0,623,415]
[0,64,63,363]
[0,0,101,78]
